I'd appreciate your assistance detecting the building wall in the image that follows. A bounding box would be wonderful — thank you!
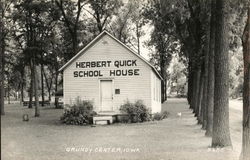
[63,35,158,113]
[151,71,162,113]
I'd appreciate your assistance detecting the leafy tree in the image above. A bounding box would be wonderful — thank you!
[109,1,135,44]
[109,0,144,53]
[13,0,59,116]
[143,0,183,102]
[0,0,15,115]
[130,0,145,55]
[168,55,187,95]
[12,58,26,102]
[87,0,122,33]
[229,49,243,98]
[0,1,5,115]
[55,0,87,61]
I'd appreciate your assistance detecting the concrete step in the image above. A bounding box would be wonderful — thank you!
[93,115,115,125]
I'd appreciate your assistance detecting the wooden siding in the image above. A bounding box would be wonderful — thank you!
[63,35,155,112]
[151,71,162,113]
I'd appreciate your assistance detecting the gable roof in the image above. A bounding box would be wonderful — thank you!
[59,30,163,80]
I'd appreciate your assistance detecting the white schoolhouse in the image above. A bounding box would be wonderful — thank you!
[59,31,162,115]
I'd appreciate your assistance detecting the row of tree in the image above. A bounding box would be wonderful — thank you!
[144,0,249,159]
[0,0,145,115]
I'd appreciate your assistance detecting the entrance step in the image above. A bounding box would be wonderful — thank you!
[93,115,115,125]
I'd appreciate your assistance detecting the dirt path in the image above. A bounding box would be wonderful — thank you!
[229,99,243,156]
[1,98,242,160]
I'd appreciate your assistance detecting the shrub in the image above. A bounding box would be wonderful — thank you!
[117,114,130,123]
[120,100,151,123]
[60,97,97,125]
[153,111,170,121]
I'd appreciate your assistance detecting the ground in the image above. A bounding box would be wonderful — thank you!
[1,98,243,160]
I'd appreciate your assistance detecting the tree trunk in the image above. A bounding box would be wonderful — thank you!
[7,75,10,104]
[0,35,4,115]
[54,72,59,108]
[194,68,201,117]
[0,83,4,115]
[197,69,204,124]
[212,0,232,147]
[136,23,140,55]
[96,15,103,33]
[241,6,250,160]
[15,91,17,100]
[165,79,167,101]
[34,64,40,117]
[206,0,216,137]
[0,50,4,114]
[41,64,44,106]
[21,79,24,103]
[72,34,78,58]
[161,80,164,103]
[191,70,197,111]
[202,62,208,128]
[28,61,33,109]
[160,57,166,103]
[48,90,51,101]
[202,4,211,129]
[0,0,5,115]
[42,68,52,101]
[188,64,194,107]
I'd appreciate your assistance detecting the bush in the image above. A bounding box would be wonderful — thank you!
[60,97,97,125]
[120,100,151,123]
[153,111,170,121]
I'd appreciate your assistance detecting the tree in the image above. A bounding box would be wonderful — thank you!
[88,0,122,33]
[33,62,39,117]
[108,0,144,54]
[168,55,187,95]
[55,0,86,60]
[173,2,195,106]
[200,0,211,129]
[144,0,182,102]
[212,0,232,147]
[0,0,14,115]
[129,0,145,54]
[43,66,53,101]
[173,0,207,120]
[0,0,5,115]
[241,6,250,160]
[13,0,59,116]
[109,1,134,43]
[205,0,216,137]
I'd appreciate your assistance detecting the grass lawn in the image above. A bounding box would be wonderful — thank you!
[1,98,241,160]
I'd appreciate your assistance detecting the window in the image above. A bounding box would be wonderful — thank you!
[115,89,120,94]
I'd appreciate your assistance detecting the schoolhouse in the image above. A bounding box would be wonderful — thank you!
[59,31,162,116]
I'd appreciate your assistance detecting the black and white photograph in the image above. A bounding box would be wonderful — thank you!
[0,0,250,160]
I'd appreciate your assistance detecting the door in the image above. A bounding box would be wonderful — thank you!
[100,80,113,111]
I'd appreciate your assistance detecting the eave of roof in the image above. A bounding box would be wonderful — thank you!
[59,30,163,80]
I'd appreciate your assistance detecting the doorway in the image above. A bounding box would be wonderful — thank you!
[100,80,113,111]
